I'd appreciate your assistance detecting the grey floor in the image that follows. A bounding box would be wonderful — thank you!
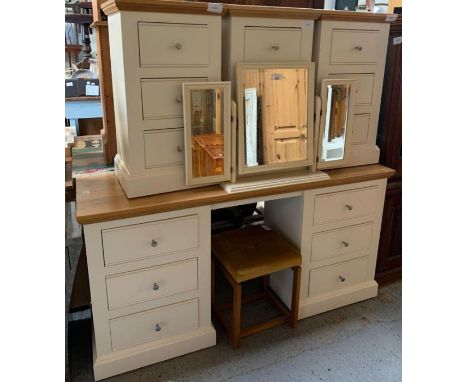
[68,280,401,382]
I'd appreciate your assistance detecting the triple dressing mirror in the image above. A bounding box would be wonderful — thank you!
[236,62,315,176]
[317,79,356,169]
[183,82,231,185]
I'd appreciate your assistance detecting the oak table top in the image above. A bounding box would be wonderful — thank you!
[76,164,395,225]
[101,0,394,23]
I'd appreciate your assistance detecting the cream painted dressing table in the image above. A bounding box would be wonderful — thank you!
[79,1,396,379]
[76,164,394,380]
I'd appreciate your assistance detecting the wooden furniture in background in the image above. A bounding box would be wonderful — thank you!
[211,225,301,348]
[376,14,402,284]
[192,134,225,177]
[92,0,117,164]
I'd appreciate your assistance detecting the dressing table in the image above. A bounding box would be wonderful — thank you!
[78,1,396,379]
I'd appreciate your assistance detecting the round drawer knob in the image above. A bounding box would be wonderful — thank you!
[354,46,363,51]
[271,44,280,51]
[177,145,183,153]
[345,204,353,211]
[339,275,346,282]
[174,42,183,50]
[175,96,183,103]
[153,283,160,291]
[342,241,350,247]
[151,239,158,247]
[155,324,162,332]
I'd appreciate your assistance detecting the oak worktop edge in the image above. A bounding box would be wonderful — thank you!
[76,165,395,225]
[101,0,391,22]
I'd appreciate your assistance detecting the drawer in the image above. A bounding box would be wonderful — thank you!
[144,128,184,168]
[308,257,369,298]
[106,258,198,310]
[110,299,199,351]
[141,78,207,120]
[311,222,373,263]
[139,22,210,67]
[351,113,370,144]
[330,29,382,65]
[329,73,375,106]
[313,186,378,225]
[102,215,199,266]
[244,27,302,62]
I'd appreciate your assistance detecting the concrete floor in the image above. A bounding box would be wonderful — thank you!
[68,280,401,382]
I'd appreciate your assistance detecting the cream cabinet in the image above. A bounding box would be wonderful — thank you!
[313,21,389,167]
[84,206,215,380]
[265,178,386,319]
[108,11,221,197]
[222,13,316,98]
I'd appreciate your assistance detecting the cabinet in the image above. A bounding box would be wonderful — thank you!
[376,15,402,283]
[108,11,221,197]
[313,20,389,167]
[222,14,316,92]
[83,207,215,380]
[264,178,387,318]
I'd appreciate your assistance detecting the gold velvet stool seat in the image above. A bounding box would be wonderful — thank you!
[211,225,302,348]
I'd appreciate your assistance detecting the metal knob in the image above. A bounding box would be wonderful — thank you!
[342,241,350,247]
[354,46,363,51]
[155,324,162,332]
[153,283,160,291]
[177,145,182,153]
[151,239,158,247]
[345,204,353,211]
[174,42,183,50]
[271,44,280,51]
[175,96,182,103]
[339,275,346,282]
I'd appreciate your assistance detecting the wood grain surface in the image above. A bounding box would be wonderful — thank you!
[76,164,395,224]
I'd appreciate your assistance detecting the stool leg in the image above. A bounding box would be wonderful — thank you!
[290,266,301,328]
[232,283,242,348]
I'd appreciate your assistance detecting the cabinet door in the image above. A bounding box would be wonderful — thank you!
[317,79,357,170]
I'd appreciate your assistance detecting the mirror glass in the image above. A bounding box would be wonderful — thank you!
[321,84,351,162]
[240,67,309,168]
[189,88,225,178]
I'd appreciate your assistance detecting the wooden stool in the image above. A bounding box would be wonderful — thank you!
[211,225,302,348]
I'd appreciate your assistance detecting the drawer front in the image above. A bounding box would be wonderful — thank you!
[102,215,199,266]
[139,22,210,67]
[314,186,378,225]
[144,128,184,168]
[329,73,375,106]
[141,78,207,120]
[106,258,198,310]
[330,29,382,65]
[244,27,302,61]
[351,113,370,144]
[309,257,369,298]
[311,222,373,263]
[110,299,199,351]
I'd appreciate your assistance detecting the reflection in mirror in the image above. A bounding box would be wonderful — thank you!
[321,84,351,162]
[241,68,309,167]
[190,88,225,178]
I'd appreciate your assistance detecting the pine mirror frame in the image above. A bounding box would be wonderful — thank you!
[236,62,316,176]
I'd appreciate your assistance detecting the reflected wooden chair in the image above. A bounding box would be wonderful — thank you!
[211,225,302,348]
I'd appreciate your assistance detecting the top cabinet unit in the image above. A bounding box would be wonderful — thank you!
[313,21,389,168]
[222,14,318,94]
[107,11,221,197]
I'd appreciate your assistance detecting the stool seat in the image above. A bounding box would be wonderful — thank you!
[212,225,302,283]
[211,225,302,348]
